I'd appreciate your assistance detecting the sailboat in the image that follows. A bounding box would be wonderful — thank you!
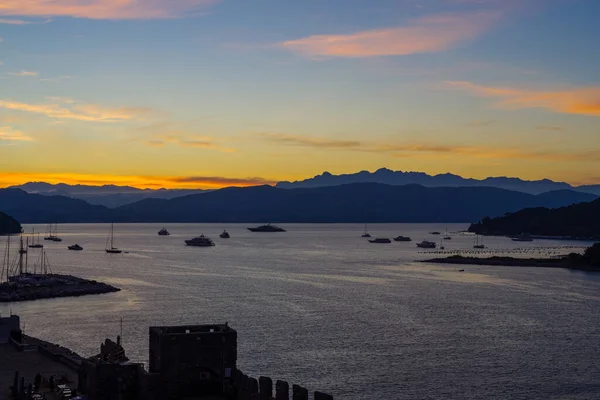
[44,223,62,242]
[443,226,452,240]
[105,223,122,254]
[361,224,371,238]
[473,234,485,249]
[28,228,43,249]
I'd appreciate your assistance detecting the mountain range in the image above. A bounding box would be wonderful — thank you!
[8,170,599,209]
[277,168,600,195]
[8,182,205,208]
[1,184,597,224]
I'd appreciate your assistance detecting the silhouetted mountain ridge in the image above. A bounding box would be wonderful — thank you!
[8,182,206,208]
[0,188,110,223]
[1,184,597,223]
[276,168,600,195]
[111,183,598,223]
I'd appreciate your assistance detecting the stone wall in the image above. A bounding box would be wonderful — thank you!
[232,369,333,400]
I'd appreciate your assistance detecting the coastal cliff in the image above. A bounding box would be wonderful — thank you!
[0,211,21,235]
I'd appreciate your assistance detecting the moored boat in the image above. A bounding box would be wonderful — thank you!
[393,236,412,242]
[220,230,230,238]
[105,223,123,254]
[247,224,286,232]
[417,240,437,249]
[369,238,391,243]
[511,234,533,242]
[68,244,83,251]
[158,227,170,236]
[185,235,215,247]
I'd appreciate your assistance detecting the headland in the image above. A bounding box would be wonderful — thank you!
[0,273,120,302]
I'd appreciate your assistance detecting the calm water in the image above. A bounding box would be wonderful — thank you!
[2,223,600,399]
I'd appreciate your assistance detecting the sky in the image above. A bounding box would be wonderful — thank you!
[0,0,599,189]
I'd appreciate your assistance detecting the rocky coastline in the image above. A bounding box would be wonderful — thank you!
[0,273,120,302]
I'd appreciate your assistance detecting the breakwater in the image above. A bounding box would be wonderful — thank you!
[0,273,120,302]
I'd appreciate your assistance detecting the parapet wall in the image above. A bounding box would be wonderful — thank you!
[232,369,333,400]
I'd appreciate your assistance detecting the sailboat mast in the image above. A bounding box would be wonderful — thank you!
[111,223,114,249]
[18,235,23,276]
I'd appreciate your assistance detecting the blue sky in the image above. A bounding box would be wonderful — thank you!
[1,0,599,188]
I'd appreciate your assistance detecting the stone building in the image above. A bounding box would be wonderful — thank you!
[148,324,237,399]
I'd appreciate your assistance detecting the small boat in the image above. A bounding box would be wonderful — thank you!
[443,236,452,240]
[473,235,485,249]
[361,223,371,238]
[220,230,230,239]
[68,244,83,251]
[369,238,391,244]
[458,269,465,272]
[28,228,43,248]
[429,231,441,235]
[393,236,412,242]
[417,240,437,249]
[105,223,122,254]
[185,235,215,247]
[511,234,533,242]
[44,223,63,242]
[247,224,286,232]
[158,227,170,236]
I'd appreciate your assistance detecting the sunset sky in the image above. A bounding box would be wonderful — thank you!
[1,0,599,189]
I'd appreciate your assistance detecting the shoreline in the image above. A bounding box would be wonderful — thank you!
[0,273,120,302]
[421,255,600,272]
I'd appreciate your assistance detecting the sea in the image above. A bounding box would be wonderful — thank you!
[2,223,600,400]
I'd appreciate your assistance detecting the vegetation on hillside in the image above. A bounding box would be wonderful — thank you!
[469,198,600,239]
[0,211,22,235]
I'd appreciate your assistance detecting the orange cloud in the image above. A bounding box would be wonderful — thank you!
[256,132,600,162]
[0,98,155,122]
[8,70,38,77]
[0,0,217,19]
[0,126,33,142]
[0,172,274,190]
[445,81,600,117]
[282,11,501,58]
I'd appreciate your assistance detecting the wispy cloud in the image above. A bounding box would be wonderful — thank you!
[0,126,33,142]
[139,122,236,152]
[8,70,38,77]
[40,75,71,83]
[0,17,52,24]
[146,133,235,153]
[0,0,217,20]
[467,120,495,127]
[282,11,501,58]
[256,132,600,162]
[537,125,563,132]
[0,97,156,122]
[445,81,600,117]
[0,18,30,25]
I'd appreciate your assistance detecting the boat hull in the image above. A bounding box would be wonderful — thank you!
[105,249,122,254]
[247,228,286,232]
[185,241,215,247]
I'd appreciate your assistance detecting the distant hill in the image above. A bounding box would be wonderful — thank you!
[0,211,21,235]
[111,183,598,223]
[469,198,600,239]
[2,184,596,224]
[0,189,110,223]
[8,182,206,208]
[276,168,600,195]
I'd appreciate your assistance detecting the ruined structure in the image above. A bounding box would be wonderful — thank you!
[4,316,334,400]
